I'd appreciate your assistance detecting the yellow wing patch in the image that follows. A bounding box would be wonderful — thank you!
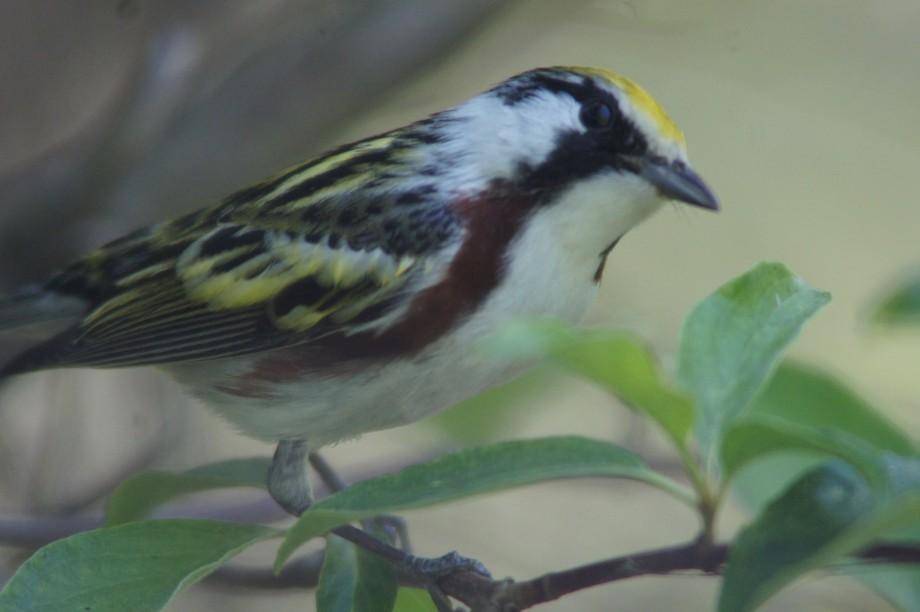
[259,136,397,213]
[567,66,686,147]
[176,227,416,329]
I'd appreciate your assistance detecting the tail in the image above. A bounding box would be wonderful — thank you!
[0,287,88,379]
[0,286,87,332]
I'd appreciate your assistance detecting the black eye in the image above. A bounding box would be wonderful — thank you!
[580,101,613,130]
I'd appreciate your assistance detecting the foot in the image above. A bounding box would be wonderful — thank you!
[399,549,492,612]
[306,452,413,552]
[400,550,491,581]
[372,514,412,552]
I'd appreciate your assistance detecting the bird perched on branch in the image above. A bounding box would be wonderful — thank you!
[0,65,716,539]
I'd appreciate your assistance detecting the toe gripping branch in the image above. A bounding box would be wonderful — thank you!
[267,441,493,610]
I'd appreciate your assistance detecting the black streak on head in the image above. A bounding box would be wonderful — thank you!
[493,69,652,196]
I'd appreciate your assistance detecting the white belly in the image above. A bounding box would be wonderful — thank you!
[175,171,661,447]
[179,267,598,446]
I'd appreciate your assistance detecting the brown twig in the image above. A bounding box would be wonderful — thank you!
[4,503,920,609]
[205,551,325,591]
[433,540,920,611]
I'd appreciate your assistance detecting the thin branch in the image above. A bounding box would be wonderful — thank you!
[4,445,920,607]
[205,551,325,591]
[434,540,920,611]
[852,542,920,565]
[492,541,725,610]
[5,506,920,608]
[0,497,285,549]
[0,448,440,549]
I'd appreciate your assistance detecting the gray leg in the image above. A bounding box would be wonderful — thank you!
[268,440,313,516]
[304,450,489,609]
[308,452,412,552]
[308,451,347,492]
[268,444,490,609]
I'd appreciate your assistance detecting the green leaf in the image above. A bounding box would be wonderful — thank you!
[488,320,694,447]
[317,534,398,612]
[875,275,920,326]
[393,588,438,612]
[719,462,873,612]
[731,454,827,513]
[425,369,555,443]
[750,362,914,454]
[729,362,915,513]
[726,363,920,609]
[275,436,693,571]
[851,524,920,608]
[106,457,271,525]
[719,458,920,612]
[853,565,920,611]
[678,262,830,457]
[720,416,887,485]
[0,520,280,612]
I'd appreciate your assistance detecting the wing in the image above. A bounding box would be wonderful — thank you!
[4,134,459,374]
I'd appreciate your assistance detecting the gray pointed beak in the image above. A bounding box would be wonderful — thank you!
[634,157,719,211]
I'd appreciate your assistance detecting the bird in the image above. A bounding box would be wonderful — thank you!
[0,65,717,537]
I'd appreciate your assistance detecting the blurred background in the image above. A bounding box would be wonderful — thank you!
[1,1,919,610]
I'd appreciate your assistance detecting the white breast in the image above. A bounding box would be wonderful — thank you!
[178,170,662,446]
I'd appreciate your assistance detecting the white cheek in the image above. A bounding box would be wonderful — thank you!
[501,92,583,167]
[437,92,584,191]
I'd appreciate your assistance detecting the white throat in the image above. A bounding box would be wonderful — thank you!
[458,169,664,339]
[515,169,663,282]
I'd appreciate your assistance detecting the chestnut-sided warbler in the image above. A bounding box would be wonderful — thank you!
[0,66,717,520]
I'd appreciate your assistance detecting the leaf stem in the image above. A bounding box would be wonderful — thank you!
[643,472,698,508]
[677,446,719,545]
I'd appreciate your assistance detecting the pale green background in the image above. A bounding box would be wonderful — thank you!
[2,1,919,611]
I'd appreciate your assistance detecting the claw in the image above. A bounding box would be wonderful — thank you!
[402,550,492,580]
[372,514,412,552]
[399,550,490,612]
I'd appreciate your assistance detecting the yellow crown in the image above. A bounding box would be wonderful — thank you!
[567,66,686,147]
